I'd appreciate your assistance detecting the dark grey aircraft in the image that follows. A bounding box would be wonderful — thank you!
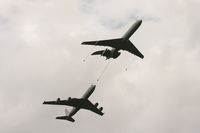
[43,85,104,122]
[82,20,144,59]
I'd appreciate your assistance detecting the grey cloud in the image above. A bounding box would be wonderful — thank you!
[0,0,200,133]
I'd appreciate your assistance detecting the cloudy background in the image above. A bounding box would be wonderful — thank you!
[0,0,200,133]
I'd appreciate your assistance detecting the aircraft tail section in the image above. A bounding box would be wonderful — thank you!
[91,49,111,59]
[56,116,75,122]
[91,50,104,55]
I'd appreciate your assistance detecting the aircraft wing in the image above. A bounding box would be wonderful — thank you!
[122,40,144,59]
[43,98,80,107]
[81,38,122,49]
[43,98,104,116]
[81,100,104,116]
[82,39,144,59]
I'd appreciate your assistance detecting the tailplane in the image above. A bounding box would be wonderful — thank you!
[91,50,104,55]
[56,116,75,122]
[91,49,111,59]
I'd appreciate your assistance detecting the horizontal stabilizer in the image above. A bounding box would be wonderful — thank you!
[91,50,104,55]
[56,116,75,122]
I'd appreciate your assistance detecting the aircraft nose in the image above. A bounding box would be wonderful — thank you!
[138,20,142,24]
[89,84,96,91]
[91,84,96,88]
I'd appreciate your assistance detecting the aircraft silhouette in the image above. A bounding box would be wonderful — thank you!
[82,20,144,59]
[43,85,104,122]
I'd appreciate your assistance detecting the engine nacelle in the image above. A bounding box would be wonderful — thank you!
[94,103,99,107]
[99,107,103,111]
[68,97,71,101]
[113,51,121,59]
[57,98,60,101]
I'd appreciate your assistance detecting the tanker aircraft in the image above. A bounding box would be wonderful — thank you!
[82,20,144,59]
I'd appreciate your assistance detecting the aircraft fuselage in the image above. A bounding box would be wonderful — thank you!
[122,20,142,40]
[68,85,96,117]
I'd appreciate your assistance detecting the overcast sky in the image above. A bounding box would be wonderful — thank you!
[0,0,200,133]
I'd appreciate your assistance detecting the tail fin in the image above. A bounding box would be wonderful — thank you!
[65,108,70,116]
[56,116,75,122]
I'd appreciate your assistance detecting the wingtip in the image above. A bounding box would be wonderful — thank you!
[139,53,144,59]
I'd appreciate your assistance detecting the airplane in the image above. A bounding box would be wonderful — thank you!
[43,84,104,122]
[81,20,144,59]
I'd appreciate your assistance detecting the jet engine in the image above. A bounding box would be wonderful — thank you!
[94,103,99,107]
[99,107,103,111]
[112,51,121,59]
[68,97,71,100]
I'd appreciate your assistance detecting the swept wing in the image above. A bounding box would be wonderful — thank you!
[43,98,104,116]
[82,38,122,48]
[81,100,104,116]
[122,40,144,59]
[82,38,144,59]
[43,98,80,107]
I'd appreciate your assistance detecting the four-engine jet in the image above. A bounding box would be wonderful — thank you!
[81,20,144,59]
[43,85,104,122]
